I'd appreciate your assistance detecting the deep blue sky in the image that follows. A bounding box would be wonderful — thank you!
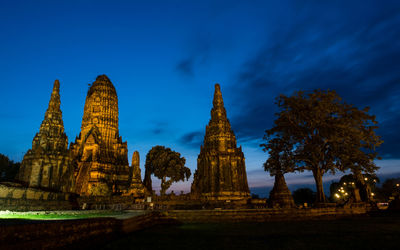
[1,0,399,195]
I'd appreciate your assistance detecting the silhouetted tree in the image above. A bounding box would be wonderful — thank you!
[292,188,316,205]
[0,154,20,181]
[261,90,382,204]
[143,167,153,193]
[330,174,378,202]
[261,133,296,176]
[376,178,400,201]
[144,146,191,196]
[261,133,296,207]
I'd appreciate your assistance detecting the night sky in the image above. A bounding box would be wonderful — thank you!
[1,1,399,196]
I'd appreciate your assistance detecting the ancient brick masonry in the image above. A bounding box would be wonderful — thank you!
[191,84,250,200]
[70,75,142,196]
[268,173,295,208]
[123,151,146,196]
[17,80,75,192]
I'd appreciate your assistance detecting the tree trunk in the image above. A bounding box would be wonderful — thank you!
[313,168,326,203]
[143,168,152,193]
[160,176,166,196]
[353,169,370,202]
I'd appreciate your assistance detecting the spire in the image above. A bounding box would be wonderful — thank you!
[131,151,141,180]
[44,80,62,120]
[203,83,237,151]
[211,83,228,122]
[213,83,224,109]
[132,151,140,170]
[32,79,68,152]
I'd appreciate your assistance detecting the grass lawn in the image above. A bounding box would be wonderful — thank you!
[0,210,145,221]
[101,213,400,250]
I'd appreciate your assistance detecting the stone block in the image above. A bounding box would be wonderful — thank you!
[12,189,26,199]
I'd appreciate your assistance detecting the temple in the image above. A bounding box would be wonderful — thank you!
[123,151,146,196]
[70,75,139,196]
[268,173,295,208]
[191,84,250,200]
[17,80,75,193]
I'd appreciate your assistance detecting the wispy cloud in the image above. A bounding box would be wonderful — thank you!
[178,131,204,149]
[226,3,400,158]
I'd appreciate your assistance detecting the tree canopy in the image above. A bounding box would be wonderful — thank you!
[292,188,316,206]
[375,178,400,201]
[261,90,383,203]
[329,174,378,202]
[144,146,191,195]
[0,153,20,181]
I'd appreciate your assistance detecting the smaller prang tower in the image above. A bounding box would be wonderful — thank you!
[17,80,75,193]
[191,84,250,200]
[123,151,146,196]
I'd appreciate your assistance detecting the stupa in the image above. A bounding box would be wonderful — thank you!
[268,173,295,208]
[17,80,75,193]
[70,75,139,196]
[123,151,146,196]
[191,84,250,200]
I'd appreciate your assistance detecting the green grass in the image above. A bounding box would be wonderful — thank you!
[0,210,144,220]
[101,214,400,250]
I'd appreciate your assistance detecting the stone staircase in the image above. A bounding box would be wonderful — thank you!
[75,162,91,194]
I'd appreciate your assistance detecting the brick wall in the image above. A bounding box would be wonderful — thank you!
[162,207,368,223]
[0,184,76,211]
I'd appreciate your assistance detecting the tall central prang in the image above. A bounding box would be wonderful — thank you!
[191,84,250,200]
[70,75,131,196]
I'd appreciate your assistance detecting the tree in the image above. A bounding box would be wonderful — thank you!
[0,154,20,181]
[376,178,400,201]
[329,174,378,202]
[292,188,316,205]
[261,134,296,176]
[261,134,296,208]
[261,90,382,203]
[144,146,191,196]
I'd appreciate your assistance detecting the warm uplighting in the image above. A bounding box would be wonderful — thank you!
[371,193,375,196]
[396,184,399,187]
[364,178,368,181]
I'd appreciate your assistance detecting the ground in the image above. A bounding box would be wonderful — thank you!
[0,210,144,224]
[100,212,400,250]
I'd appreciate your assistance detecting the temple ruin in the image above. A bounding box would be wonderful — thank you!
[17,80,75,193]
[69,75,143,196]
[268,173,295,208]
[14,77,251,204]
[123,151,146,196]
[191,84,250,200]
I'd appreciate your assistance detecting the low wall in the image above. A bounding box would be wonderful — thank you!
[162,207,368,223]
[0,183,76,211]
[0,212,167,250]
[77,196,144,210]
[0,207,370,249]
